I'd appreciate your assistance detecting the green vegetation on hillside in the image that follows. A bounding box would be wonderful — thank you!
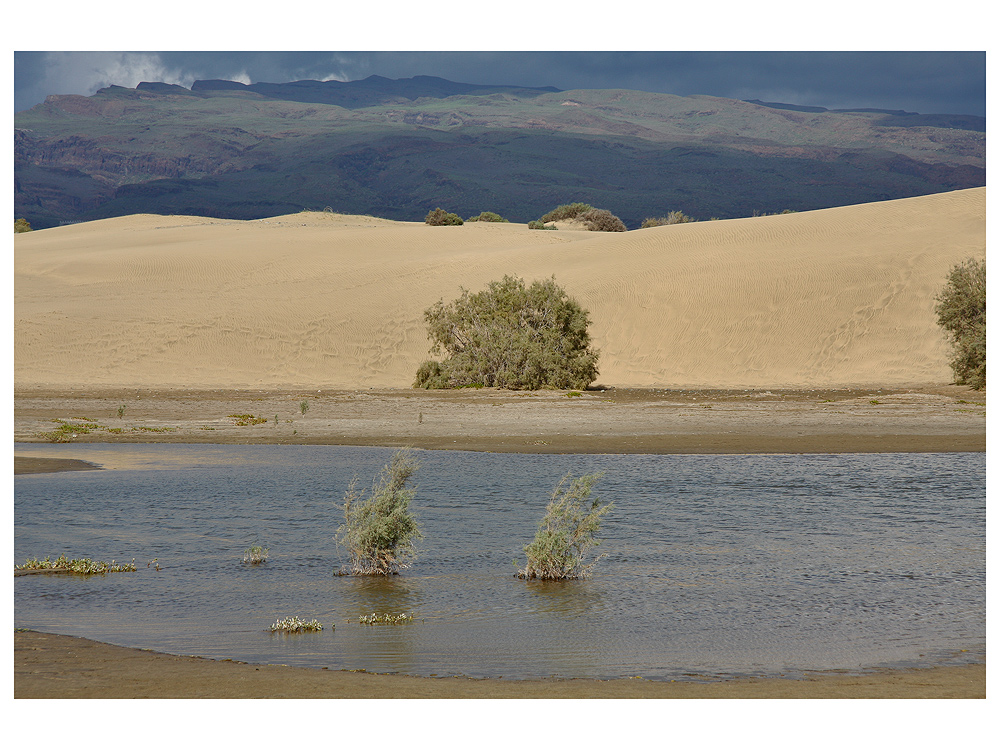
[935,257,986,389]
[415,275,599,390]
[14,82,985,230]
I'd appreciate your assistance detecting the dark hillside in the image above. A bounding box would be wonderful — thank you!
[14,77,985,229]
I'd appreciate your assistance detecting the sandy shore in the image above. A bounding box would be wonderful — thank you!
[13,384,985,459]
[12,630,984,698]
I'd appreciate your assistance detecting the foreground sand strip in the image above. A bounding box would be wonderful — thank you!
[13,631,984,699]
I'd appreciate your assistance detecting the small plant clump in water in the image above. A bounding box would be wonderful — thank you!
[335,448,422,576]
[517,472,613,580]
[242,545,269,564]
[268,616,324,633]
[359,612,414,625]
[16,555,137,574]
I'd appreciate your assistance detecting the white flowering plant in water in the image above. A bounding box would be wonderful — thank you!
[359,612,413,625]
[268,616,324,633]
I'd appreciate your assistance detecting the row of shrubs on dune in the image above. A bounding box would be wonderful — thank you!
[424,204,798,232]
[424,208,511,226]
[14,208,797,234]
[424,203,632,232]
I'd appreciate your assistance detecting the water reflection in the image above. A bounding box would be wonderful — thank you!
[522,578,607,619]
[340,575,423,621]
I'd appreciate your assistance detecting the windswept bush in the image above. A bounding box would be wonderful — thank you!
[935,257,986,389]
[517,472,613,580]
[466,211,508,223]
[540,202,592,223]
[641,211,693,228]
[579,208,627,232]
[415,275,600,390]
[14,218,32,233]
[335,448,422,575]
[425,208,463,226]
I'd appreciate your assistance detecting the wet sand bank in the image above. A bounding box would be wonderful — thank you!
[13,385,986,460]
[13,630,985,699]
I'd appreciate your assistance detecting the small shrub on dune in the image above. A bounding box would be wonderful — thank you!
[336,448,422,575]
[540,202,592,223]
[466,211,509,223]
[527,220,557,230]
[425,208,463,226]
[640,211,694,228]
[14,218,32,233]
[579,208,627,232]
[935,257,986,389]
[517,472,613,580]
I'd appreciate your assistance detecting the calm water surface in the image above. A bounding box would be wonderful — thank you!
[13,444,985,681]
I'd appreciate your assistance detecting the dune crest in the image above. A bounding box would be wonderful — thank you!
[14,188,985,390]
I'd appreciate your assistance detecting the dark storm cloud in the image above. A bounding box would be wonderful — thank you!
[14,51,986,117]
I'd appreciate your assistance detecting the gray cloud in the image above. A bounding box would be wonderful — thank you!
[14,51,986,116]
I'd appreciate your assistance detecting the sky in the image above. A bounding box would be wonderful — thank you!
[8,1,990,117]
[13,50,986,117]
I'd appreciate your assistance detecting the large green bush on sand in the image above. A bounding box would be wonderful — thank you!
[415,275,600,390]
[935,257,985,389]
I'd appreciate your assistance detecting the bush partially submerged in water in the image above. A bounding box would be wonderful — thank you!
[935,257,986,390]
[517,472,613,580]
[242,545,269,564]
[415,275,600,390]
[335,448,422,575]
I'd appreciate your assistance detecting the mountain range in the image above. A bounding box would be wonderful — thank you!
[14,75,985,229]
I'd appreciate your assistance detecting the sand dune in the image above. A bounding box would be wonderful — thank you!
[14,188,985,390]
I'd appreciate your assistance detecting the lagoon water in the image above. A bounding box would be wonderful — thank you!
[14,444,985,681]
